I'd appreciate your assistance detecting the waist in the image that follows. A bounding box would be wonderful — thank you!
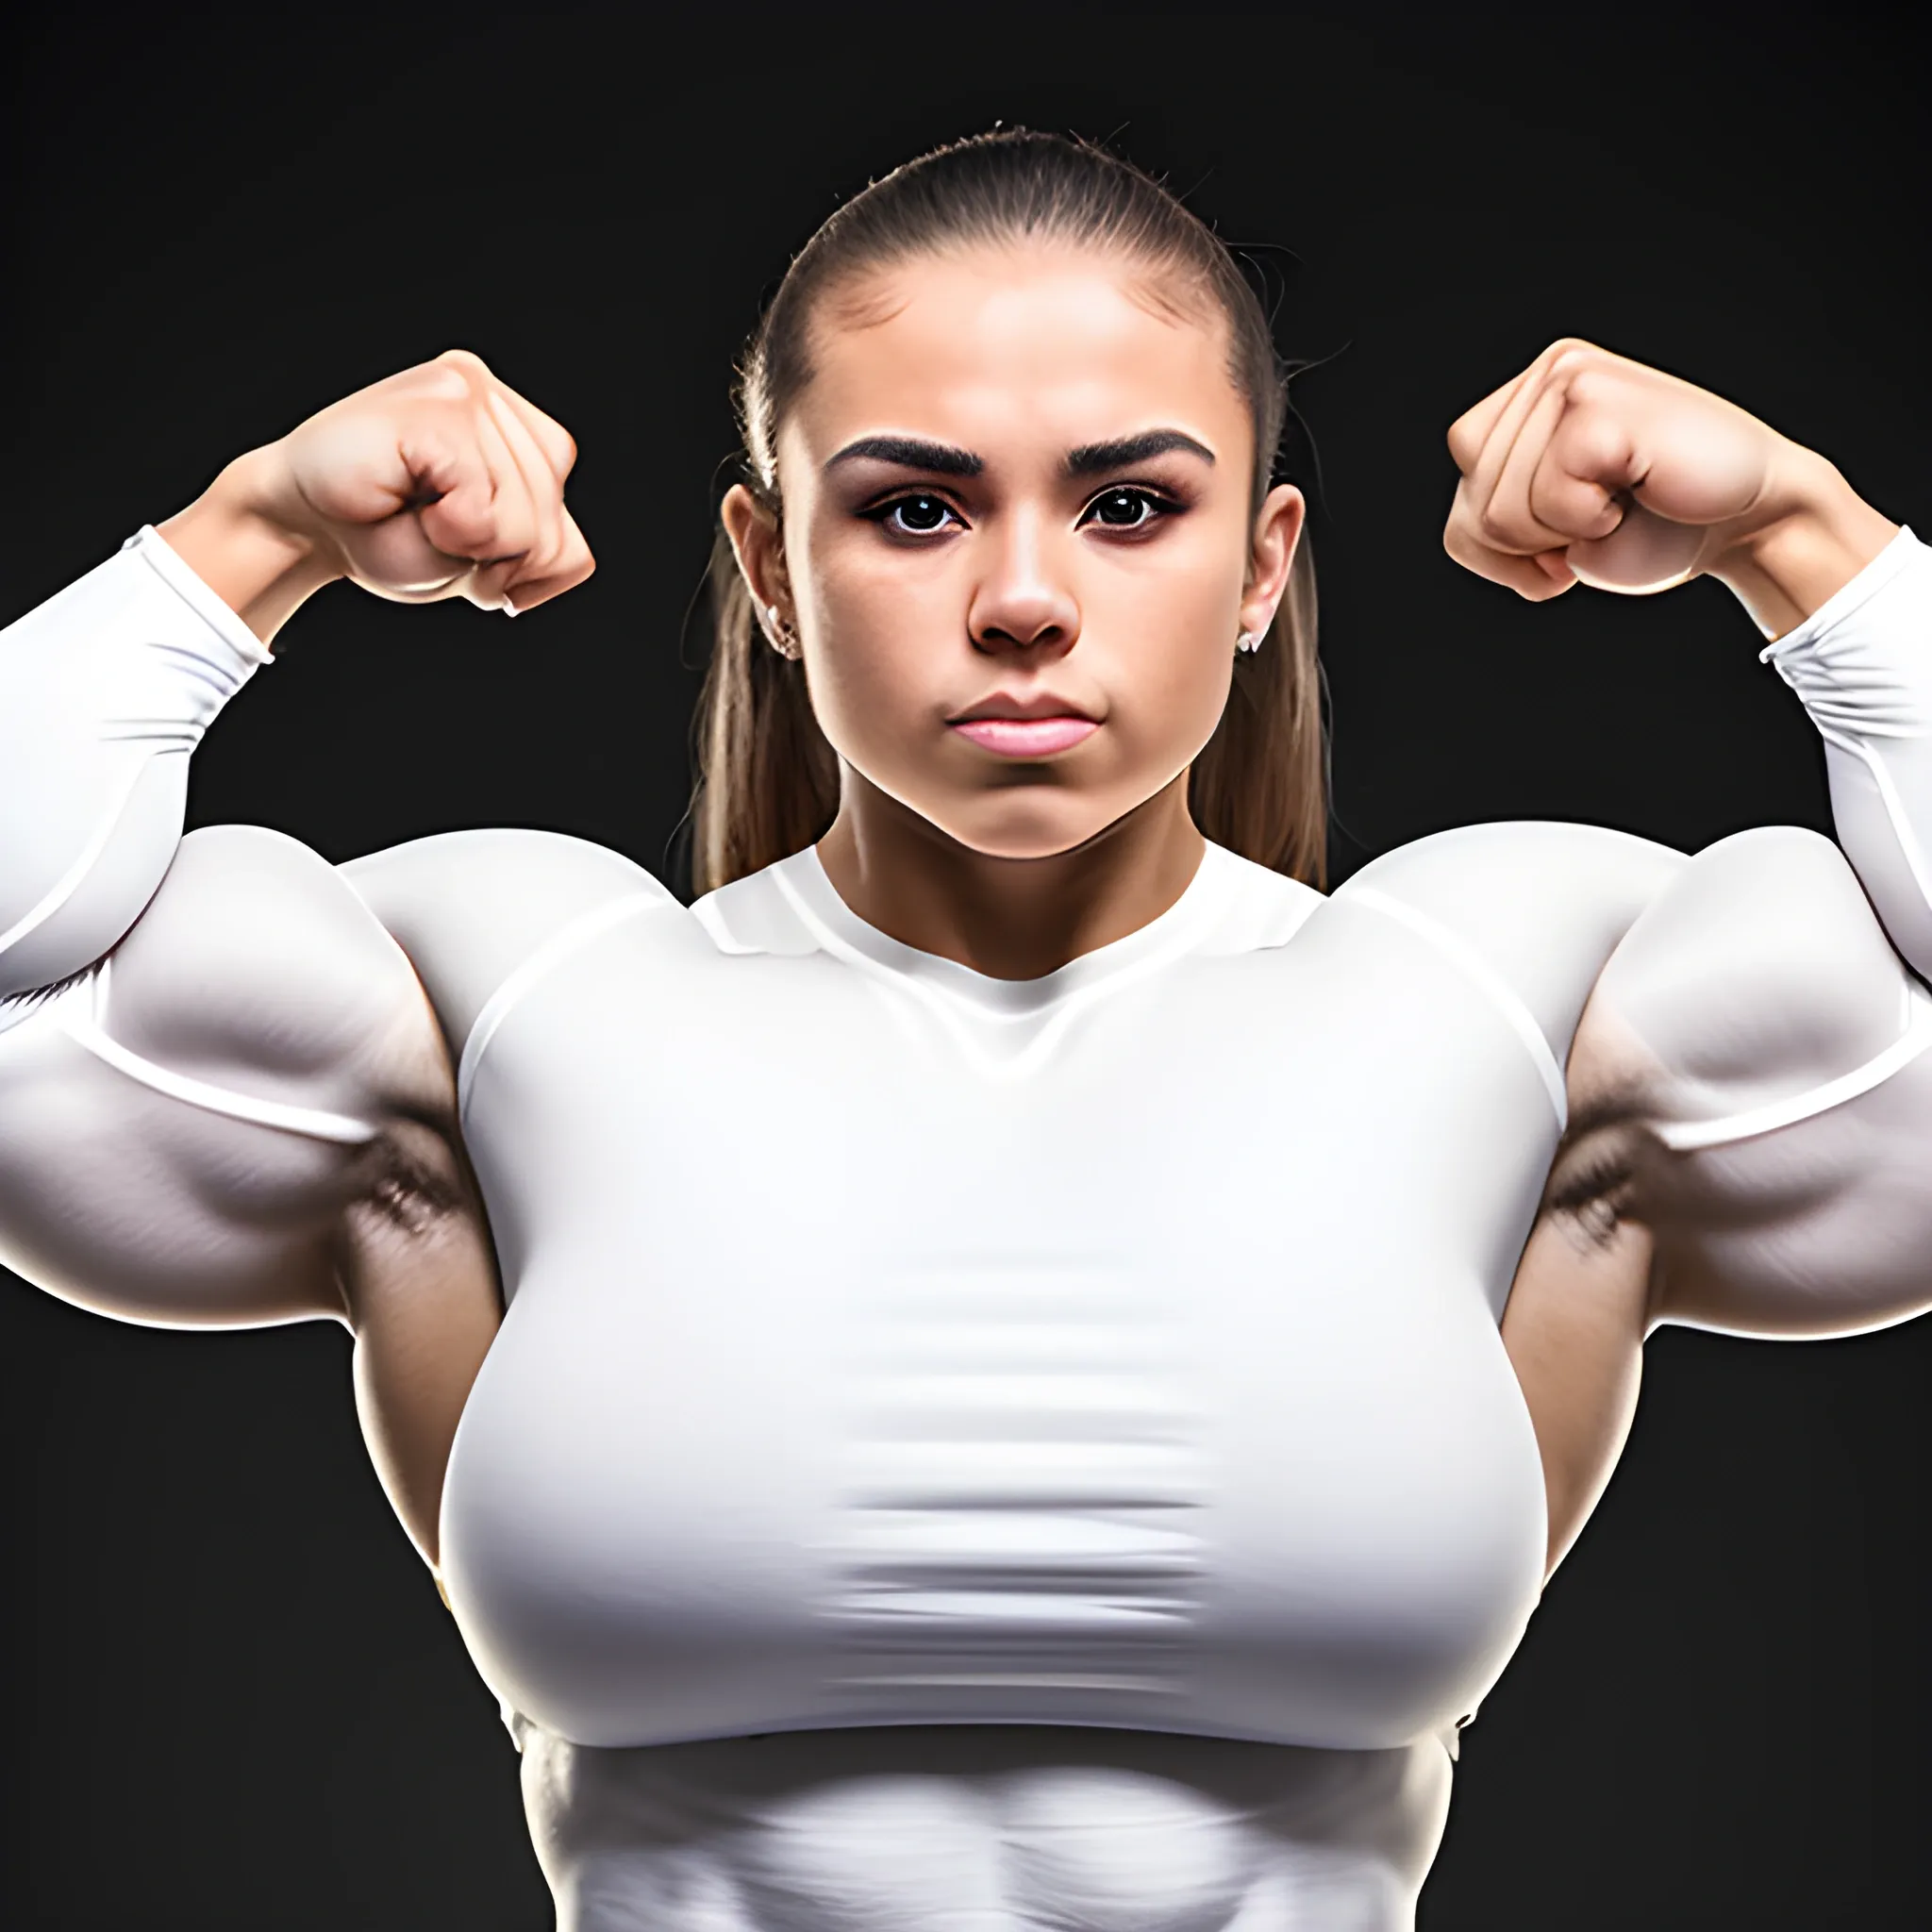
[516,1723,1452,1932]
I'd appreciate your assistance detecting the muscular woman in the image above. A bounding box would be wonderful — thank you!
[3,131,1928,1929]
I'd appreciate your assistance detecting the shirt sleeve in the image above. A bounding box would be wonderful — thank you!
[1760,525,1932,981]
[0,527,271,1008]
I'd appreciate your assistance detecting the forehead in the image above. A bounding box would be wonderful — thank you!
[783,242,1247,468]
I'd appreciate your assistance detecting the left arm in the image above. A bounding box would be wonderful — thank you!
[1509,820,1932,1573]
[1443,341,1932,1569]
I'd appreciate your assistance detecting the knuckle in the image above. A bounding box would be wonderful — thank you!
[1549,345,1604,387]
[406,360,472,403]
[1563,368,1613,412]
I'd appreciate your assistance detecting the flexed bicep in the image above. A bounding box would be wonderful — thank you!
[0,824,458,1326]
[1570,824,1932,1338]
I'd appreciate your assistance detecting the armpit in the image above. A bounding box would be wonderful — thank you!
[1538,1109,1644,1251]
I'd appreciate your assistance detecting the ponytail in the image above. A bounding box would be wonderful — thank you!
[1189,537,1325,885]
[691,529,837,897]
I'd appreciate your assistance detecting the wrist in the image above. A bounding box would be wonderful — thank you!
[1708,444,1901,641]
[156,447,342,647]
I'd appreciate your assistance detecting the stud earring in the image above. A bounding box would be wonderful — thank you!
[765,603,800,659]
[1235,628,1262,656]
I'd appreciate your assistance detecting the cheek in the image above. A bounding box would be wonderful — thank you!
[792,551,949,761]
[1091,537,1244,750]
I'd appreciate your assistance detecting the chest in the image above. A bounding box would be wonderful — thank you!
[435,911,1558,1751]
[464,900,1561,1302]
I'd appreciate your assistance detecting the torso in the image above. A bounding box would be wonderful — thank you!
[340,824,1682,1931]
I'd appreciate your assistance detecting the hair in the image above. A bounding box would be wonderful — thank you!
[690,127,1325,896]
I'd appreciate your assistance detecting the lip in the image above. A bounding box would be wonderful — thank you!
[949,716,1100,757]
[950,691,1099,724]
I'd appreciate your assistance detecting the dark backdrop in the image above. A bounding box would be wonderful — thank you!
[4,6,1929,1926]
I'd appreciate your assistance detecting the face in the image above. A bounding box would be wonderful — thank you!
[724,242,1304,860]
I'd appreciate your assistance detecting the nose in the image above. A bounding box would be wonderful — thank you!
[967,514,1080,658]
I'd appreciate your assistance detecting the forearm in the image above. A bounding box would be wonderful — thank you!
[0,525,278,1004]
[1733,512,1932,980]
[1708,451,1901,642]
[158,447,340,646]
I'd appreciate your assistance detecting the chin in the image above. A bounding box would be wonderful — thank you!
[921,789,1131,862]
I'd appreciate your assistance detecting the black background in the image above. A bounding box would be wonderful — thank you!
[4,5,1930,1925]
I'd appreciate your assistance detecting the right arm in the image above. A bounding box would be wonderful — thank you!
[0,352,594,1553]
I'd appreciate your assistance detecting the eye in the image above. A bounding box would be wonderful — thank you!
[865,492,962,538]
[1080,486,1174,531]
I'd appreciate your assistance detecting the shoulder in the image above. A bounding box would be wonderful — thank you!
[341,824,673,919]
[1328,821,1690,1070]
[339,827,684,1066]
[1340,820,1687,929]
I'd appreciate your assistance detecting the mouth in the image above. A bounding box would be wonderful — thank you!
[949,717,1100,757]
[946,692,1101,759]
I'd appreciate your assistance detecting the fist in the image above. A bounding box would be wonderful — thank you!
[247,349,592,613]
[1443,340,1802,601]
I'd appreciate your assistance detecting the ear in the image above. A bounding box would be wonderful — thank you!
[1241,483,1307,637]
[721,484,794,644]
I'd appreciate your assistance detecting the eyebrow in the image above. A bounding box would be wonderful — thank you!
[824,435,983,477]
[822,427,1217,480]
[1064,429,1216,475]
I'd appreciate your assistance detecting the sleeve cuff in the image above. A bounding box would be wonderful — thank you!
[1760,525,1927,668]
[121,525,275,669]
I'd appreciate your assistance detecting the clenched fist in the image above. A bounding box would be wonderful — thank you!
[161,350,594,641]
[1442,339,1808,599]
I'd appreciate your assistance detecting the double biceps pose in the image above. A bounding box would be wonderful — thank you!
[4,132,1929,1929]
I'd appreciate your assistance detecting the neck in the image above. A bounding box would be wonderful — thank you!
[815,773,1206,981]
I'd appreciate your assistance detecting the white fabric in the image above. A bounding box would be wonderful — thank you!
[1334,884,1570,1126]
[50,957,379,1146]
[1761,526,1932,977]
[0,527,269,1006]
[438,832,1555,1751]
[1656,983,1932,1152]
[6,525,1932,1931]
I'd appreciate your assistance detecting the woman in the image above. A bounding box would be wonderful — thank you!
[2,129,1927,1929]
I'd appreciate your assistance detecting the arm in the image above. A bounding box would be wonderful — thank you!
[1507,823,1932,1571]
[1573,826,1932,1339]
[1746,526,1932,981]
[1436,343,1932,1236]
[1437,343,1932,1566]
[0,353,593,1557]
[0,350,591,1344]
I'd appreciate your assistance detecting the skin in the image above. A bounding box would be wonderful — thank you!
[721,245,1300,979]
[157,247,1898,1585]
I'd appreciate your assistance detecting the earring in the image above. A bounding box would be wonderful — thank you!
[1235,628,1262,656]
[765,603,800,659]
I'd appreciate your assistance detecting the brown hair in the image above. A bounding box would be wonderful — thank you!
[691,128,1325,896]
